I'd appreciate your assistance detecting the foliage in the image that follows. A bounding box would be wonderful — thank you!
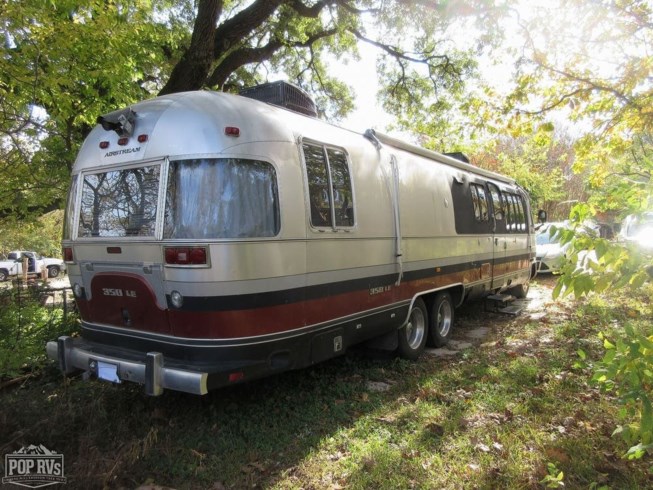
[0,285,78,379]
[1,0,186,216]
[0,210,65,258]
[506,0,653,301]
[553,135,653,298]
[470,128,572,212]
[0,0,511,220]
[591,323,653,461]
[540,462,565,488]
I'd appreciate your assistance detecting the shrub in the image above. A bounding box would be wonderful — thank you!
[592,324,653,460]
[0,286,78,379]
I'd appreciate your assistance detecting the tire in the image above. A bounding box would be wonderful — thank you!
[397,297,428,360]
[510,281,529,299]
[427,292,454,347]
[0,269,7,282]
[47,266,60,278]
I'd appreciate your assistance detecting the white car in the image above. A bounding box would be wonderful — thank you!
[0,251,66,281]
[620,212,653,253]
[536,221,599,274]
[536,222,570,273]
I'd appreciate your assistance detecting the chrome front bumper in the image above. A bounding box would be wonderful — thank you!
[46,336,209,396]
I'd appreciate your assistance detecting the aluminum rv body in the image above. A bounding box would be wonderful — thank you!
[48,89,536,395]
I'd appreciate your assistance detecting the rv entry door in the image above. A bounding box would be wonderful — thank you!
[487,182,507,289]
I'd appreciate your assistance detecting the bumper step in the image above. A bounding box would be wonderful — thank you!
[46,336,208,396]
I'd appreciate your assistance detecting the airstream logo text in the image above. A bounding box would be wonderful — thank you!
[102,288,137,298]
[104,146,141,158]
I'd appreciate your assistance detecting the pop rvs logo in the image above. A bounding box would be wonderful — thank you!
[3,444,66,488]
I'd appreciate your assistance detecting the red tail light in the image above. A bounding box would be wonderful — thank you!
[164,247,208,265]
[63,247,74,262]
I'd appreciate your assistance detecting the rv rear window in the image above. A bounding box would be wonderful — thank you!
[164,158,280,239]
[63,175,78,240]
[78,165,160,238]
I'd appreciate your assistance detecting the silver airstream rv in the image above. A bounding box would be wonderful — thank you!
[47,82,536,395]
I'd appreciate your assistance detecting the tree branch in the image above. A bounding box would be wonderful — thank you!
[207,28,339,89]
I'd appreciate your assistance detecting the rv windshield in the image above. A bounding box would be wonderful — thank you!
[164,158,280,239]
[78,164,160,238]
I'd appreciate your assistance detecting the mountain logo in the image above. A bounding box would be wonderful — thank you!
[3,444,66,488]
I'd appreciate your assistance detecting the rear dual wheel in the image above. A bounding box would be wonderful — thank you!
[397,292,455,360]
[397,297,428,361]
[428,292,454,348]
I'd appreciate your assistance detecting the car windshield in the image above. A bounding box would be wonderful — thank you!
[536,232,554,245]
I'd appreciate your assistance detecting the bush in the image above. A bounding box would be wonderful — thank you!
[592,323,653,460]
[0,287,78,379]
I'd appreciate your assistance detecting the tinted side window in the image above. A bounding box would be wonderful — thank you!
[518,195,528,231]
[470,184,489,222]
[470,185,481,221]
[303,144,331,227]
[503,194,512,229]
[327,148,355,227]
[488,184,504,221]
[302,142,355,229]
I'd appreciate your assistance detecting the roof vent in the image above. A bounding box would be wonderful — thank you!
[239,81,318,118]
[444,152,470,164]
[97,107,136,136]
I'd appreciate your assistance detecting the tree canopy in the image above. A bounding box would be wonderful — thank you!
[1,0,652,255]
[1,0,503,219]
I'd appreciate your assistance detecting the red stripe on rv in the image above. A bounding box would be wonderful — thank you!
[76,258,528,339]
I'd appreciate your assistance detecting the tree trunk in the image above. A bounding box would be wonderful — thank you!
[159,0,223,95]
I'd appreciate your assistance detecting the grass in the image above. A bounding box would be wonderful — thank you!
[1,276,652,489]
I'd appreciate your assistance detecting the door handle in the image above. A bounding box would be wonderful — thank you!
[495,238,498,246]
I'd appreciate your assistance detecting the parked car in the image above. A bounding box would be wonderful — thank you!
[535,222,570,273]
[0,251,66,281]
[536,221,599,274]
[619,212,653,253]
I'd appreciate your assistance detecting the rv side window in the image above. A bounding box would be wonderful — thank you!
[511,195,522,232]
[302,142,355,228]
[470,184,488,222]
[488,184,504,220]
[517,195,527,231]
[164,158,280,239]
[502,193,512,229]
